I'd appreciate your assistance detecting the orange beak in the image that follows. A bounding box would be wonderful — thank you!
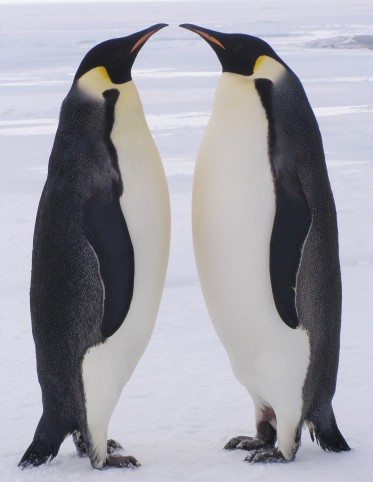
[130,24,168,54]
[193,29,226,50]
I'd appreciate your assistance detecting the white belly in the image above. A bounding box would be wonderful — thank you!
[193,73,309,411]
[82,81,170,458]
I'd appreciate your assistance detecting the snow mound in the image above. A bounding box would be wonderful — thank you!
[308,35,373,49]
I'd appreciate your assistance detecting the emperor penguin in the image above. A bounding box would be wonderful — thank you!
[19,24,170,470]
[181,24,350,463]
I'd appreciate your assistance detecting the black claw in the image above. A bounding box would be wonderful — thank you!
[225,435,275,452]
[224,436,255,450]
[244,448,288,464]
[107,439,123,454]
[244,450,261,463]
[105,454,140,469]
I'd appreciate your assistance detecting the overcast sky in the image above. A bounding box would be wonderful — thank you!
[0,0,187,4]
[0,0,207,3]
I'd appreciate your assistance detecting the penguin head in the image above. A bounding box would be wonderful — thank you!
[180,24,286,82]
[75,24,167,94]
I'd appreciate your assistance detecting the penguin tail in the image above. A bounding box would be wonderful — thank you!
[19,439,60,468]
[307,409,350,453]
[18,414,69,469]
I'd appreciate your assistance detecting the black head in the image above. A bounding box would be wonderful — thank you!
[74,24,167,85]
[180,24,286,79]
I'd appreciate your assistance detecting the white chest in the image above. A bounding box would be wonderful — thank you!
[82,81,170,446]
[94,81,171,361]
[111,81,170,268]
[193,73,276,325]
[192,73,309,393]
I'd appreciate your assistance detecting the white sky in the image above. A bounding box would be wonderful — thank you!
[0,0,186,4]
[0,0,203,3]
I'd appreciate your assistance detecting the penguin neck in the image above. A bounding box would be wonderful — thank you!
[116,80,142,108]
[212,73,257,112]
[111,80,148,139]
[77,71,144,119]
[110,79,158,178]
[116,80,144,120]
[208,73,263,132]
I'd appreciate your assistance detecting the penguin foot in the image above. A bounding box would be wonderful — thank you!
[244,448,289,463]
[73,432,123,457]
[105,454,140,469]
[225,435,274,452]
[107,439,123,454]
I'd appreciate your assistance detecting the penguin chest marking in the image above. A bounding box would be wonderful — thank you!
[193,73,310,410]
[81,81,170,460]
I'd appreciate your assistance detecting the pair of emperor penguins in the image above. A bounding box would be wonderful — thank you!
[19,23,349,470]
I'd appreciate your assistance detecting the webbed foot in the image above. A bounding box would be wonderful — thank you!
[107,439,123,454]
[245,448,289,463]
[73,432,123,457]
[105,454,140,469]
[225,435,274,451]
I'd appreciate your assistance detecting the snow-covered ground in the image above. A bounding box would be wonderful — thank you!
[1,1,372,480]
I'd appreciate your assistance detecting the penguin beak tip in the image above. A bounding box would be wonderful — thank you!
[179,24,226,50]
[179,23,197,31]
[155,23,169,30]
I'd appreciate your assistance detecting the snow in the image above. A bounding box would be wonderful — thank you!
[1,1,372,481]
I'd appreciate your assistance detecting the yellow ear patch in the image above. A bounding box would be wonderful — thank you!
[78,66,114,98]
[252,55,285,82]
[253,55,267,72]
[96,66,111,80]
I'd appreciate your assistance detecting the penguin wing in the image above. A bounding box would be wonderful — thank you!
[254,76,315,329]
[84,191,134,338]
[270,155,312,330]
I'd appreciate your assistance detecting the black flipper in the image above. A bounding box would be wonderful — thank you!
[254,78,313,329]
[84,187,134,338]
[270,173,311,329]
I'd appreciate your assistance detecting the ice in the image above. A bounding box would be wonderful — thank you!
[1,1,372,481]
[308,35,373,49]
[314,105,373,117]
